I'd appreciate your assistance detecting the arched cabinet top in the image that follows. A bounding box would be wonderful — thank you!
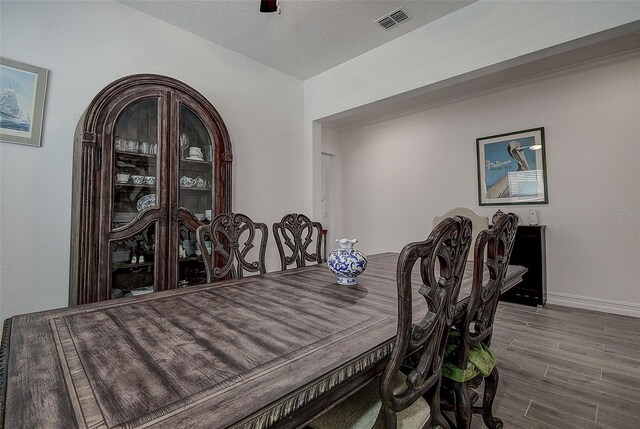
[77,73,232,160]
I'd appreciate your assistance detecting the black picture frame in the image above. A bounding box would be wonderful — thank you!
[476,127,548,206]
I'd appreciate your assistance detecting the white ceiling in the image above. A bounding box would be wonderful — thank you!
[120,0,475,80]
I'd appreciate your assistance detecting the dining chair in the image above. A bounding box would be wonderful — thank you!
[196,212,268,280]
[310,216,473,429]
[441,213,518,429]
[433,208,489,262]
[273,213,323,270]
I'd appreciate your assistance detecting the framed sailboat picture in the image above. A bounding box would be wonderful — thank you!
[0,57,48,147]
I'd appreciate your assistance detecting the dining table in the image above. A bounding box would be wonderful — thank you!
[0,252,527,429]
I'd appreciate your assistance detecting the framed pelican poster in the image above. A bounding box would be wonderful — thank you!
[0,57,48,147]
[476,127,548,206]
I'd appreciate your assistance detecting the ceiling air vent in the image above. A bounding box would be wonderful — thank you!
[377,16,396,30]
[389,9,409,24]
[376,8,411,30]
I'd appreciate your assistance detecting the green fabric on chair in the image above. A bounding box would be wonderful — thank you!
[310,373,431,429]
[442,331,497,383]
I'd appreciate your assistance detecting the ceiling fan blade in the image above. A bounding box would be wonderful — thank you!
[260,0,278,13]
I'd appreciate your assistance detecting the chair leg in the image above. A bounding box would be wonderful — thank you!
[383,407,398,429]
[452,381,472,429]
[481,367,503,429]
[426,380,450,429]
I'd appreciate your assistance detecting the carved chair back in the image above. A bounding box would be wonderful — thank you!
[379,216,473,428]
[273,213,323,270]
[433,207,489,261]
[196,212,268,281]
[443,213,518,429]
[460,213,518,353]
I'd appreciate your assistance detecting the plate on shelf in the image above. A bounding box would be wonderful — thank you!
[136,194,156,212]
[113,212,137,223]
[130,286,154,296]
[185,156,205,161]
[180,176,196,187]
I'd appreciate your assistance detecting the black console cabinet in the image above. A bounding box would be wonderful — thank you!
[502,225,547,307]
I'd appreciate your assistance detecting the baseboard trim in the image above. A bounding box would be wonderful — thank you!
[547,292,640,318]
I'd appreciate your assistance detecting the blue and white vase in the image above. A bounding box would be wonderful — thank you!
[328,239,368,286]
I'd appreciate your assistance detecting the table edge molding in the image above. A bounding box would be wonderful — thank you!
[0,318,12,429]
[232,341,394,429]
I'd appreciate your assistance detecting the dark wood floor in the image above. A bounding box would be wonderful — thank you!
[471,302,640,428]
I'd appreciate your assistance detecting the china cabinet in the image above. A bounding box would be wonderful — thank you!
[70,74,232,305]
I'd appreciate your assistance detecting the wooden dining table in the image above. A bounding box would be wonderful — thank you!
[0,253,527,429]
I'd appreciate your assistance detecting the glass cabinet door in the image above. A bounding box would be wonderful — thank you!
[109,98,161,298]
[178,105,213,221]
[176,221,209,288]
[112,98,160,228]
[110,224,157,298]
[173,104,214,288]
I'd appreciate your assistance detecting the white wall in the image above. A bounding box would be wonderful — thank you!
[304,1,640,217]
[0,1,304,321]
[332,56,640,316]
[320,127,346,246]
